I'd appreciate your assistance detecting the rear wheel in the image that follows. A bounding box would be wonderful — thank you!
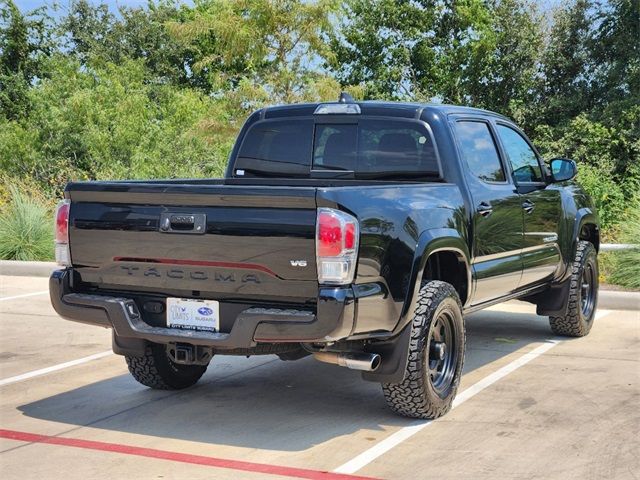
[125,342,208,390]
[382,281,465,419]
[549,240,599,337]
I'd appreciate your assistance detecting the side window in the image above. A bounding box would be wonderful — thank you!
[236,119,313,176]
[496,125,543,183]
[454,121,506,182]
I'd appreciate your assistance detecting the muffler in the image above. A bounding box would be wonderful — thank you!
[313,351,381,372]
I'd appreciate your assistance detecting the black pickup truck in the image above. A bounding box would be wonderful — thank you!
[50,95,600,419]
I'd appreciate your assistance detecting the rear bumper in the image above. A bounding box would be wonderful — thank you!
[49,269,355,350]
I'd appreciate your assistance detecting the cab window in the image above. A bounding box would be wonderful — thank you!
[454,121,506,182]
[496,125,543,183]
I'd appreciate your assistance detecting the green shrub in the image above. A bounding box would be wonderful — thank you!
[532,114,639,235]
[0,57,237,198]
[605,200,640,290]
[576,163,626,234]
[0,185,54,261]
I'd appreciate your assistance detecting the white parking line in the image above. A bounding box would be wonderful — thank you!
[334,310,612,474]
[0,290,49,302]
[0,351,113,387]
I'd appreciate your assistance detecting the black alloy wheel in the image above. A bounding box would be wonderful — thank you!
[427,310,459,397]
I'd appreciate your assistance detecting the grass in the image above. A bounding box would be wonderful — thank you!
[0,185,54,261]
[599,200,640,290]
[600,250,640,291]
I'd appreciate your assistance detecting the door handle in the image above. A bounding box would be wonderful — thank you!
[477,202,493,217]
[522,200,535,214]
[159,213,206,234]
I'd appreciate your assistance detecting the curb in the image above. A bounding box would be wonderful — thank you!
[0,260,59,278]
[597,290,640,311]
[600,243,638,252]
[1,260,638,311]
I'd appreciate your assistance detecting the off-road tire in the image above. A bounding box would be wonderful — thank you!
[125,342,208,390]
[382,281,465,419]
[549,241,599,337]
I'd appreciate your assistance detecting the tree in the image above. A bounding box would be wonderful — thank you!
[59,0,113,65]
[465,0,542,123]
[0,56,232,196]
[60,0,191,86]
[0,0,53,119]
[534,0,639,183]
[167,0,339,103]
[331,0,543,120]
[111,2,195,86]
[412,0,496,104]
[590,0,640,115]
[538,0,594,126]
[329,0,434,99]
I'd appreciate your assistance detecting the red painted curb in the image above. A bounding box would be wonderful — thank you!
[0,429,378,480]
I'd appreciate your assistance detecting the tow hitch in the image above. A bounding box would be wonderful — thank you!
[167,343,213,365]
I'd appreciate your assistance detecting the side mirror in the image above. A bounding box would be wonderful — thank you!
[549,158,577,182]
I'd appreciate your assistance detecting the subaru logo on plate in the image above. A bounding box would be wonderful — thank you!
[197,307,213,316]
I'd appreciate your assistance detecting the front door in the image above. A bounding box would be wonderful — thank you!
[452,119,524,305]
[494,123,562,287]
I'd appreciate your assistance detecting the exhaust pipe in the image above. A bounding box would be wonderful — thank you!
[313,351,381,372]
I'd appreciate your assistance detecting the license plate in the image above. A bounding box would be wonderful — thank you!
[166,298,219,332]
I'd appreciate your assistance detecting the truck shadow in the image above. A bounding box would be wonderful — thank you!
[18,306,556,451]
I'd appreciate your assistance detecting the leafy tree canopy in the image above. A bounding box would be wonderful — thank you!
[0,0,637,235]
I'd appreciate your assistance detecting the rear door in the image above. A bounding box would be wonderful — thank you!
[452,118,524,305]
[494,123,562,287]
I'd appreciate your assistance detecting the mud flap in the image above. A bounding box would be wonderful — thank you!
[361,322,412,384]
[522,277,571,317]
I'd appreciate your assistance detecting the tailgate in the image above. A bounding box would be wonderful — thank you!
[67,182,318,304]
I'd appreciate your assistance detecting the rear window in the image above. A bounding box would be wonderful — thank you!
[235,119,313,177]
[313,124,357,171]
[234,118,440,179]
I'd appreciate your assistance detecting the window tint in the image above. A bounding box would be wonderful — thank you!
[235,118,440,178]
[455,121,505,182]
[313,124,357,171]
[312,120,439,176]
[358,120,439,175]
[236,119,313,176]
[496,125,543,183]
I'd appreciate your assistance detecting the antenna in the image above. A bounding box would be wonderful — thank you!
[338,92,355,103]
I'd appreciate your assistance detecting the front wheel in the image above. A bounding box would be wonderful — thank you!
[382,281,465,419]
[125,342,208,390]
[549,240,599,337]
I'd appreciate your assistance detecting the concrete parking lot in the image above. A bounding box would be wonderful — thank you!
[1,274,638,480]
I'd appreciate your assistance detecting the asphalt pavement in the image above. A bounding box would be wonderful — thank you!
[0,274,638,480]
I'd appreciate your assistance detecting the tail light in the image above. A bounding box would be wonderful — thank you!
[54,199,71,266]
[316,208,359,284]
